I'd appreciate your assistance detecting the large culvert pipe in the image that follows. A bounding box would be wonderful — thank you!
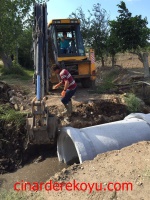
[57,113,150,164]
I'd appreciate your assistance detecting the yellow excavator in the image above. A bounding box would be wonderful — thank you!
[27,3,96,145]
[47,19,96,89]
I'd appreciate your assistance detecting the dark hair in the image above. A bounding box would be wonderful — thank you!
[53,64,61,71]
[63,32,67,36]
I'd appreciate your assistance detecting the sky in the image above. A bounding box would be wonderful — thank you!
[47,0,150,27]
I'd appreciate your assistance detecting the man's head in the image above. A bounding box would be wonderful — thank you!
[63,32,67,38]
[53,64,61,74]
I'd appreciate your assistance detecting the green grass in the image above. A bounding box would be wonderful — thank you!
[0,66,33,80]
[0,60,33,82]
[0,61,34,93]
[0,189,27,200]
[123,93,141,112]
[0,105,26,127]
[0,189,45,200]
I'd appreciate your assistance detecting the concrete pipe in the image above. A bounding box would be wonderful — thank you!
[57,113,150,164]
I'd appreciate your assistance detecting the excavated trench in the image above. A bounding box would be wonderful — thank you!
[0,99,128,174]
[1,81,150,189]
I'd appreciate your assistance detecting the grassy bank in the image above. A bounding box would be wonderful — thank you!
[0,61,33,84]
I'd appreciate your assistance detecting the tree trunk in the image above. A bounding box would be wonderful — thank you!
[101,56,105,67]
[143,52,150,78]
[111,55,115,68]
[0,52,12,68]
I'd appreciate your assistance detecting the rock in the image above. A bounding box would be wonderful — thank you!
[88,100,94,105]
[54,173,60,181]
[34,156,44,163]
[83,114,87,118]
[10,96,18,104]
[8,90,15,97]
[14,104,19,111]
[62,168,67,173]
[6,123,12,128]
[20,105,24,111]
[113,97,120,104]
[136,181,143,186]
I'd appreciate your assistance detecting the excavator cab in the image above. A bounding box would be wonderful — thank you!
[57,31,76,55]
[48,19,85,58]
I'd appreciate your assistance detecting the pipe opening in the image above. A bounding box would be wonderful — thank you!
[62,135,79,165]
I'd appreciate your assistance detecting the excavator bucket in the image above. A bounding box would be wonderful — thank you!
[26,96,58,145]
[26,115,58,145]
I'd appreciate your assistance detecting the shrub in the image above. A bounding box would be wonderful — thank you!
[0,61,33,80]
[96,68,119,93]
[0,105,25,127]
[123,93,141,113]
[1,62,28,76]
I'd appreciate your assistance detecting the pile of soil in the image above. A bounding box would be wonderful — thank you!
[0,82,27,174]
[70,100,128,128]
[0,81,10,104]
[0,120,27,174]
[50,100,129,128]
[33,141,150,200]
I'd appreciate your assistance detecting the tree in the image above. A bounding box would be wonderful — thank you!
[18,28,33,69]
[69,3,109,66]
[0,0,49,68]
[106,27,120,67]
[109,1,150,77]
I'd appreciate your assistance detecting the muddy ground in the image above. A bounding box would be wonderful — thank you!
[0,82,130,174]
[0,53,150,199]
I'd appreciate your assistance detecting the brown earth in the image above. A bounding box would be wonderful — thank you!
[0,53,150,199]
[28,141,150,200]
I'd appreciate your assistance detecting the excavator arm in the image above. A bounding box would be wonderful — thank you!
[26,3,58,145]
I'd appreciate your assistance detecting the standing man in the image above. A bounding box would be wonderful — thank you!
[53,64,77,117]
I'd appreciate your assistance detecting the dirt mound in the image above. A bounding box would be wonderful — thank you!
[70,100,128,128]
[0,82,27,174]
[0,81,11,104]
[0,120,27,174]
[49,100,128,128]
[29,141,150,200]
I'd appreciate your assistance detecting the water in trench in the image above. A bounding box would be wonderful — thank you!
[0,145,67,190]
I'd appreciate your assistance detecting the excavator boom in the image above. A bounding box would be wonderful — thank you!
[26,3,58,145]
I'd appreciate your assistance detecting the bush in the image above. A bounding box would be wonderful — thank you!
[0,61,33,80]
[1,62,28,76]
[123,93,141,113]
[96,68,119,93]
